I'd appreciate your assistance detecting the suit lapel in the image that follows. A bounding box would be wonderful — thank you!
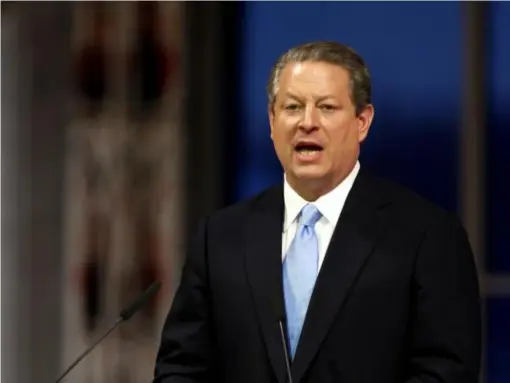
[244,186,288,383]
[291,170,392,383]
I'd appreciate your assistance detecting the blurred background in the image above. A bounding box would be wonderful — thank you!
[1,2,509,383]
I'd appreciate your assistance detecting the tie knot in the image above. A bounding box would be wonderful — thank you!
[299,204,322,227]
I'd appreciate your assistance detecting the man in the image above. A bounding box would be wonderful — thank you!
[153,41,481,383]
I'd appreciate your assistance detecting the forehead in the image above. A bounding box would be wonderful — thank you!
[277,61,351,98]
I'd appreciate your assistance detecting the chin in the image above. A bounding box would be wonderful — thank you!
[292,166,328,181]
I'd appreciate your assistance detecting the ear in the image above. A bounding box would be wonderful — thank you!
[357,104,374,143]
[268,104,275,140]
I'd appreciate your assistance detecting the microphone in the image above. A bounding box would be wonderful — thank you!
[278,319,294,383]
[55,281,162,382]
[274,297,293,383]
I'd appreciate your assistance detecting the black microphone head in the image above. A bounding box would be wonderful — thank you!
[119,281,161,321]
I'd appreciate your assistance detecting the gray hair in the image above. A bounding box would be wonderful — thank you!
[266,41,372,116]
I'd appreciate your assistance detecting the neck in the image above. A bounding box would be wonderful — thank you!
[285,161,358,202]
[286,173,345,202]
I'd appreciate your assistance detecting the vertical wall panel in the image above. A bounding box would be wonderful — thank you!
[486,298,510,383]
[1,7,27,383]
[487,3,510,273]
[486,3,510,383]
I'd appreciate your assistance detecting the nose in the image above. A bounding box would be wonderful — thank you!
[299,105,320,132]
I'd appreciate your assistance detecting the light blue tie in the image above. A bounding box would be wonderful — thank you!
[283,203,322,359]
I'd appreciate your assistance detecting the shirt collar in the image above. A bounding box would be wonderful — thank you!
[283,161,360,232]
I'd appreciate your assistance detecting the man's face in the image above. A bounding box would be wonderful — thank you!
[269,61,374,197]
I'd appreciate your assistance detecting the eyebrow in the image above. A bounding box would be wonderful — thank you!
[282,92,301,101]
[282,92,337,103]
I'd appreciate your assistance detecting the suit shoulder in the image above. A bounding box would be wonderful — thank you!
[369,174,463,229]
[205,185,281,225]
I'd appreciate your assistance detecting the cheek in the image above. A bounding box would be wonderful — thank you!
[325,124,358,155]
[272,129,291,154]
[326,125,349,146]
[274,122,295,142]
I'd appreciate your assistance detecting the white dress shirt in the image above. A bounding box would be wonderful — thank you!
[282,161,360,274]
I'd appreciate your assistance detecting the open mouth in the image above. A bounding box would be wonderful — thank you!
[295,142,324,156]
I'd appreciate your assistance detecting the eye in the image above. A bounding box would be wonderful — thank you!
[319,104,336,111]
[284,103,301,111]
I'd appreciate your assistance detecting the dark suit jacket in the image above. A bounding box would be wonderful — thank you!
[153,169,481,383]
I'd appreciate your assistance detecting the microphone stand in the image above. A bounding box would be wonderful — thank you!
[56,317,123,383]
